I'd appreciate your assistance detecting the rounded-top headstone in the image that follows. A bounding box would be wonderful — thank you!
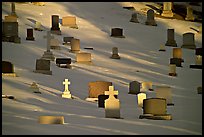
[181,32,196,49]
[110,28,125,38]
[130,13,139,23]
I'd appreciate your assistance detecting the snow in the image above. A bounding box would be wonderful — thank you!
[2,2,202,135]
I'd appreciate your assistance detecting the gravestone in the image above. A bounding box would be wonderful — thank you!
[41,31,55,61]
[50,38,60,50]
[32,2,45,6]
[181,32,196,49]
[38,116,64,124]
[156,86,174,106]
[110,47,120,59]
[50,15,61,35]
[145,9,157,26]
[137,93,146,108]
[161,2,174,18]
[2,61,16,77]
[33,59,52,75]
[76,52,92,63]
[195,48,202,56]
[10,2,17,17]
[197,86,202,94]
[62,16,78,29]
[168,64,177,76]
[185,6,195,21]
[30,82,41,93]
[190,55,202,69]
[4,15,17,22]
[70,38,80,53]
[170,58,182,67]
[2,22,21,43]
[56,58,72,69]
[130,13,139,23]
[139,98,172,120]
[165,29,177,47]
[105,86,120,118]
[88,81,112,98]
[63,37,74,45]
[159,44,166,51]
[98,94,118,108]
[128,81,140,95]
[110,28,125,38]
[34,21,43,31]
[140,82,153,92]
[62,79,72,99]
[26,28,35,41]
[173,48,182,59]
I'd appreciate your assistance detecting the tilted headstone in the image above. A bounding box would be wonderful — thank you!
[34,21,43,31]
[140,82,153,92]
[50,38,60,50]
[38,116,64,124]
[156,86,174,106]
[56,58,72,69]
[137,93,146,108]
[185,6,195,21]
[110,47,120,59]
[165,29,177,47]
[88,81,112,98]
[62,16,78,29]
[105,86,120,118]
[63,37,74,45]
[128,81,140,95]
[161,2,174,18]
[10,2,17,17]
[110,28,125,38]
[2,22,21,43]
[33,59,52,75]
[181,32,196,49]
[26,28,35,41]
[98,94,118,108]
[145,9,157,26]
[76,52,92,63]
[62,79,72,99]
[70,38,80,53]
[50,15,61,35]
[139,98,172,120]
[168,64,177,76]
[41,31,55,61]
[4,15,17,22]
[2,61,16,77]
[130,12,139,23]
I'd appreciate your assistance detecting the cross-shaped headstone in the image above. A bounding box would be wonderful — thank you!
[63,79,70,92]
[43,31,54,52]
[105,86,118,99]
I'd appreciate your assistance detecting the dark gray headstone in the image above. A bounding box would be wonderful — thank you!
[36,59,50,71]
[110,28,125,38]
[181,32,196,49]
[145,9,157,26]
[56,58,71,65]
[170,58,182,67]
[195,48,202,56]
[26,28,35,41]
[165,29,177,47]
[50,15,61,35]
[2,61,14,73]
[128,81,140,95]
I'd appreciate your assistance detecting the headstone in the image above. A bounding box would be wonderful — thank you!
[170,58,182,67]
[130,13,139,23]
[70,38,80,53]
[139,98,172,120]
[30,82,40,93]
[88,81,112,98]
[137,93,146,108]
[161,2,174,18]
[156,86,174,106]
[33,59,52,75]
[76,52,92,63]
[145,9,157,26]
[26,28,35,41]
[140,82,153,92]
[195,48,202,56]
[2,22,21,43]
[110,28,125,38]
[110,47,120,59]
[62,16,78,29]
[168,64,177,76]
[10,2,17,17]
[32,2,45,6]
[4,15,17,22]
[50,15,61,35]
[185,6,195,21]
[63,37,74,45]
[165,29,177,47]
[62,79,72,99]
[190,55,202,69]
[50,38,60,50]
[159,44,166,51]
[128,81,140,95]
[2,61,16,77]
[181,32,196,49]
[34,21,43,31]
[98,94,118,108]
[41,31,55,61]
[173,48,182,59]
[38,116,64,124]
[197,86,202,94]
[56,58,72,69]
[105,86,120,118]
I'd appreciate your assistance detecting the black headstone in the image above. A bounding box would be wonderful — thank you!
[26,28,35,40]
[170,58,182,67]
[56,58,71,65]
[2,61,14,73]
[51,15,60,31]
[195,48,202,56]
[110,28,125,38]
[98,94,118,108]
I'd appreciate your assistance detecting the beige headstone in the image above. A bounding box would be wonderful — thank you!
[169,64,176,76]
[4,15,17,22]
[70,38,80,53]
[156,86,173,105]
[161,2,174,17]
[185,6,195,21]
[32,2,45,6]
[50,38,60,49]
[76,52,91,62]
[173,48,182,59]
[62,16,78,28]
[38,116,64,124]
[137,93,146,108]
[196,55,202,65]
[62,79,72,99]
[140,82,153,92]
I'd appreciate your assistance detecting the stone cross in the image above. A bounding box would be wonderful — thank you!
[43,31,54,52]
[63,79,70,92]
[105,86,118,99]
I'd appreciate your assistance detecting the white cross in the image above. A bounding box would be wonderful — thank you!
[63,79,70,92]
[105,86,118,99]
[43,31,54,52]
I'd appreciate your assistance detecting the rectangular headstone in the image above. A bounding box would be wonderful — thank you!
[62,16,78,28]
[156,86,174,106]
[34,59,52,75]
[76,52,91,62]
[4,15,17,22]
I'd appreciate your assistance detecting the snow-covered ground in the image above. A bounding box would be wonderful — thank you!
[2,2,202,135]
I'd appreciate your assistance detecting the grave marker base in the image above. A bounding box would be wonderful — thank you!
[33,70,52,75]
[165,41,177,47]
[38,116,64,124]
[189,64,202,69]
[41,51,55,61]
[168,73,177,76]
[50,30,61,35]
[139,114,172,120]
[110,54,120,59]
[26,37,35,41]
[2,73,17,77]
[110,35,125,38]
[181,44,196,49]
[50,46,60,50]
